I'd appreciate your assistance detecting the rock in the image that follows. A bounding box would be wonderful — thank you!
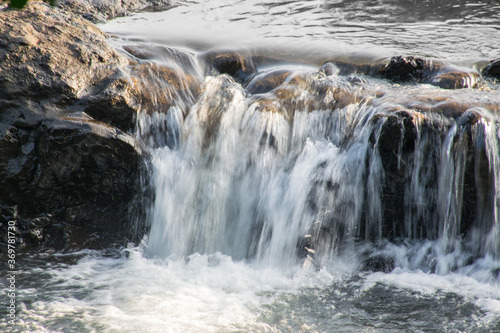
[429,70,481,89]
[0,3,192,133]
[200,50,256,84]
[325,60,380,76]
[379,56,483,89]
[482,59,500,80]
[0,116,145,249]
[380,56,427,82]
[248,69,364,120]
[367,104,494,243]
[0,4,161,249]
[57,0,174,23]
[361,254,395,273]
[130,62,202,112]
[0,3,135,129]
[246,69,296,95]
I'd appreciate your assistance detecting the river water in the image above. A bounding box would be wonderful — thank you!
[4,0,500,332]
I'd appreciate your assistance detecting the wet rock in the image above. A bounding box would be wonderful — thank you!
[319,62,339,76]
[0,116,145,249]
[57,0,174,23]
[123,44,200,76]
[361,255,395,273]
[246,69,296,95]
[200,50,256,84]
[380,56,427,82]
[380,56,482,89]
[482,59,500,80]
[0,3,136,130]
[130,62,202,111]
[368,104,493,243]
[327,60,380,76]
[369,111,420,239]
[429,70,480,89]
[0,3,193,133]
[0,4,157,249]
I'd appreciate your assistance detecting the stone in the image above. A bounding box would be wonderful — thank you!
[0,3,159,249]
[380,56,426,82]
[0,116,145,249]
[361,254,395,273]
[57,0,174,23]
[482,59,500,80]
[200,50,256,84]
[245,69,295,95]
[429,70,481,89]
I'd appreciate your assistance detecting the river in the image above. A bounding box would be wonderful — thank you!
[4,0,500,332]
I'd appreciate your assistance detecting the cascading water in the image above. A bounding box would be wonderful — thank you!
[141,53,500,275]
[7,1,500,332]
[146,69,366,263]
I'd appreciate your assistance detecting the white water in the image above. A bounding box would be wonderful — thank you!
[4,1,500,332]
[8,247,500,332]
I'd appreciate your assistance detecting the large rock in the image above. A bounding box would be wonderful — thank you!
[0,3,138,131]
[0,3,165,249]
[0,116,146,249]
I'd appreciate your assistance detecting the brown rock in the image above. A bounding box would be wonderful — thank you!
[430,70,481,89]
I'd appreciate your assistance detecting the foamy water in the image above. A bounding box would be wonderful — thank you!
[3,246,500,332]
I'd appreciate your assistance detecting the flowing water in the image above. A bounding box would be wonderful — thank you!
[3,1,500,332]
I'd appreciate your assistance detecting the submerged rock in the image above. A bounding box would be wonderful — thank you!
[430,70,481,89]
[377,56,481,89]
[361,254,396,273]
[245,69,301,95]
[200,50,256,84]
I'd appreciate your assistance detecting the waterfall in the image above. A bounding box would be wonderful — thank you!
[136,50,500,274]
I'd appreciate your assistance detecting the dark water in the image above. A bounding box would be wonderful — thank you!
[3,0,500,332]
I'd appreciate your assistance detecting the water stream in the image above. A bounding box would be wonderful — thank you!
[3,0,500,332]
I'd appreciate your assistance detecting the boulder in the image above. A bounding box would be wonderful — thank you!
[0,3,160,249]
[245,69,297,95]
[0,115,146,249]
[377,56,481,89]
[0,3,137,130]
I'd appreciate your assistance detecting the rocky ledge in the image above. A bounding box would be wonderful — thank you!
[0,2,185,250]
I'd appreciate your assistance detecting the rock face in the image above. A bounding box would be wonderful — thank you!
[0,3,156,249]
